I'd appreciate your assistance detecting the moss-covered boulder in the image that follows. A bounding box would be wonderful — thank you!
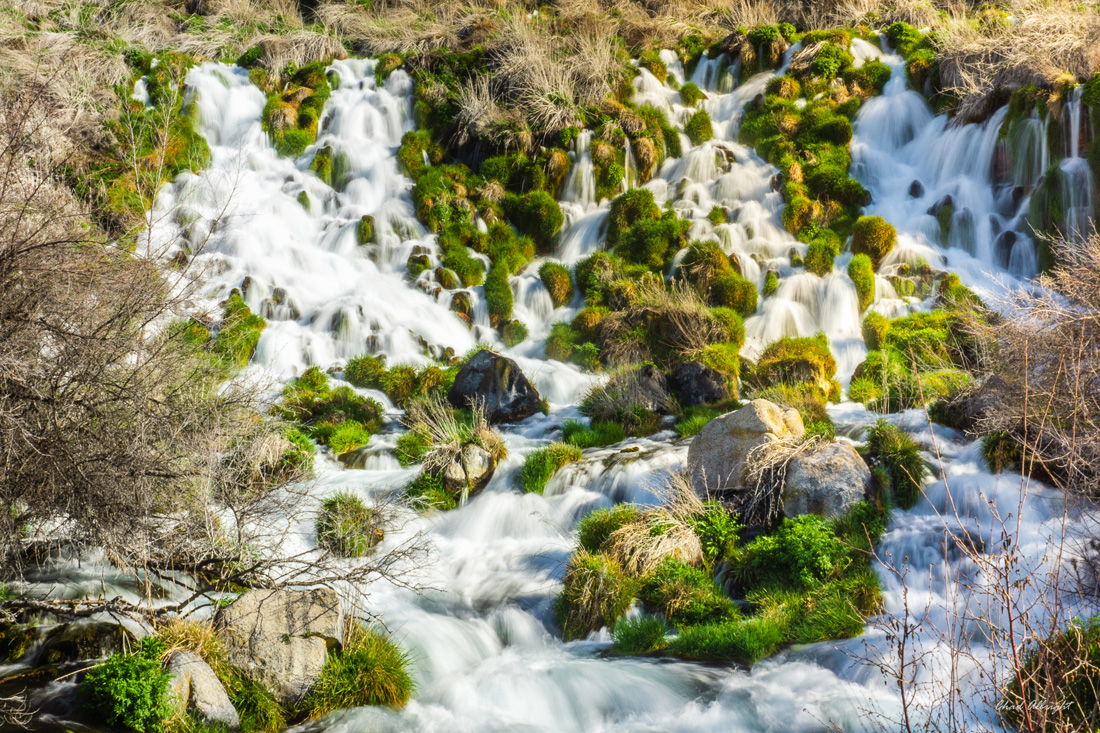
[750,333,838,397]
[851,216,897,269]
[539,262,573,308]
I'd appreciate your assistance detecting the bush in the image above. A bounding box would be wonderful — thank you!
[691,500,742,564]
[738,515,849,590]
[804,240,835,277]
[539,262,573,308]
[577,504,641,553]
[504,191,563,253]
[862,312,889,350]
[519,442,583,494]
[316,492,381,557]
[710,272,758,317]
[679,82,706,107]
[640,557,738,627]
[684,110,713,146]
[864,420,928,510]
[213,293,266,368]
[851,216,897,268]
[556,551,637,640]
[80,640,173,733]
[848,254,875,311]
[611,615,668,655]
[562,419,627,449]
[307,626,413,716]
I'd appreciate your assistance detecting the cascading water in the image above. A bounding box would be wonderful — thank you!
[81,37,1098,732]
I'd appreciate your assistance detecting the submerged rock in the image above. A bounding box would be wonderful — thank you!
[35,621,135,666]
[167,650,240,729]
[447,350,541,424]
[671,361,729,407]
[215,588,342,706]
[782,441,872,519]
[687,399,804,495]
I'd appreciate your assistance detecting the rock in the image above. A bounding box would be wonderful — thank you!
[35,622,135,666]
[908,180,924,198]
[447,350,541,424]
[215,588,342,706]
[441,443,497,496]
[632,364,670,410]
[0,624,39,664]
[671,361,729,407]
[268,104,297,131]
[687,399,804,494]
[995,230,1017,268]
[283,87,313,106]
[167,651,240,729]
[782,441,872,519]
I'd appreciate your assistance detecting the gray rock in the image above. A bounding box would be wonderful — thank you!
[447,350,541,424]
[782,441,872,519]
[441,443,497,496]
[215,588,342,706]
[167,651,240,729]
[687,399,804,495]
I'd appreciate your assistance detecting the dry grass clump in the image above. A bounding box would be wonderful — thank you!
[401,392,504,472]
[934,0,1100,122]
[604,471,705,574]
[739,434,823,525]
[598,280,727,366]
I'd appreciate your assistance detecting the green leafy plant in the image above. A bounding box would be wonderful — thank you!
[80,639,173,733]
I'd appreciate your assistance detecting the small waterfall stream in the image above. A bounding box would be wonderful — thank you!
[118,40,1100,731]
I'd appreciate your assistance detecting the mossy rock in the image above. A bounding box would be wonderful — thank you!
[684,110,714,146]
[356,215,375,246]
[848,254,875,311]
[750,333,837,394]
[861,312,889,350]
[540,262,573,308]
[607,188,661,247]
[503,191,563,253]
[407,254,431,279]
[0,624,39,664]
[501,320,529,347]
[710,272,758,318]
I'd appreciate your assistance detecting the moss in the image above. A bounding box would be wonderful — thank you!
[884,22,923,57]
[520,442,583,494]
[492,320,524,348]
[316,492,382,557]
[345,354,387,389]
[699,344,742,385]
[679,82,706,107]
[763,270,779,297]
[539,262,573,308]
[614,213,690,270]
[306,626,413,716]
[766,74,801,100]
[706,206,728,226]
[297,191,311,212]
[607,188,661,247]
[407,253,431,280]
[864,420,928,510]
[804,240,835,276]
[405,470,457,511]
[556,551,638,640]
[397,130,444,180]
[578,504,641,553]
[848,253,875,311]
[437,226,486,286]
[710,272,758,317]
[503,191,563,253]
[413,164,475,233]
[213,293,266,368]
[356,215,375,246]
[277,367,384,450]
[684,110,714,146]
[572,306,608,340]
[884,310,960,367]
[861,311,889,350]
[709,307,746,347]
[752,332,837,390]
[546,321,579,362]
[640,557,739,628]
[638,50,668,84]
[844,59,892,95]
[851,216,897,268]
[261,62,332,159]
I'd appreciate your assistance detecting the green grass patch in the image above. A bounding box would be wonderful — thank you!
[562,419,627,449]
[306,626,414,716]
[519,442,583,494]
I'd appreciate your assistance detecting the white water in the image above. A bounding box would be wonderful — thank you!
[27,38,1100,732]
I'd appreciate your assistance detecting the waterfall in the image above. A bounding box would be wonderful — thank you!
[114,42,1100,733]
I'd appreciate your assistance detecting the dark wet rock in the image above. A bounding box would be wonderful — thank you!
[447,350,541,424]
[671,361,729,407]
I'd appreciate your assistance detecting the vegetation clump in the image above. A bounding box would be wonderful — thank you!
[520,442,583,494]
[864,420,929,510]
[307,625,414,715]
[539,262,573,308]
[261,62,333,158]
[851,216,898,268]
[276,367,384,453]
[848,254,875,311]
[80,639,172,733]
[316,492,382,558]
[684,110,714,146]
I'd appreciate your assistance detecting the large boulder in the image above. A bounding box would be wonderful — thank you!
[687,399,804,494]
[671,361,729,407]
[782,441,872,519]
[447,350,541,424]
[167,651,240,730]
[215,588,342,706]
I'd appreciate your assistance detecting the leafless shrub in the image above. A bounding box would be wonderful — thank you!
[0,692,33,728]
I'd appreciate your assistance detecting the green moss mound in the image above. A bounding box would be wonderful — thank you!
[577,504,641,553]
[710,272,758,317]
[504,191,564,253]
[751,333,837,393]
[851,216,897,269]
[276,367,384,452]
[539,262,573,308]
[684,110,714,146]
[848,253,875,311]
[679,82,706,107]
[214,293,267,368]
[520,442,583,494]
[640,557,739,627]
[607,188,661,247]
